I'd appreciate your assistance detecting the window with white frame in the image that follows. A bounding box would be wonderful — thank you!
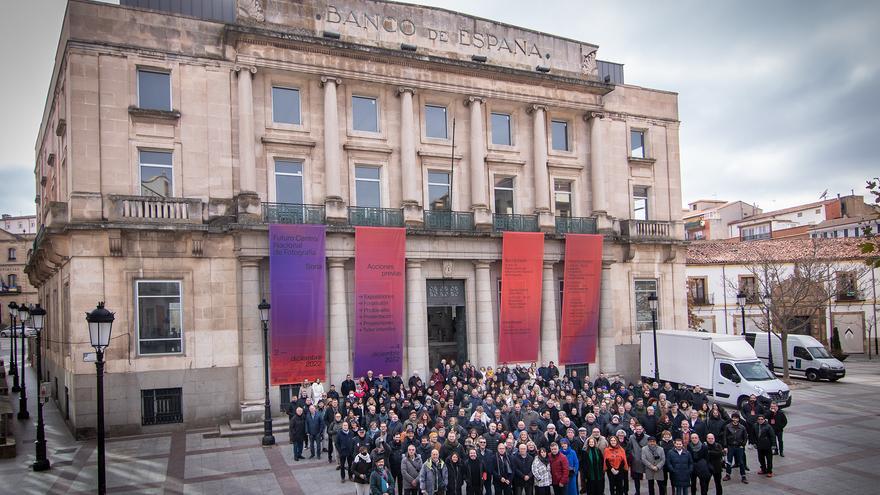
[491,112,512,145]
[355,165,382,207]
[427,171,451,210]
[634,279,658,332]
[352,96,379,132]
[136,281,183,355]
[7,248,15,261]
[272,86,301,125]
[631,129,646,158]
[494,177,515,214]
[137,69,171,111]
[633,186,649,221]
[274,159,304,204]
[554,180,572,217]
[139,150,173,198]
[425,105,448,139]
[551,120,569,151]
[7,274,17,288]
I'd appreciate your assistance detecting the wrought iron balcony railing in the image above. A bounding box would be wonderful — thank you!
[348,206,405,227]
[555,216,597,234]
[493,214,539,232]
[423,210,475,232]
[262,203,326,224]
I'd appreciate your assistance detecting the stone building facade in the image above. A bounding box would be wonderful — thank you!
[0,221,38,324]
[27,0,686,436]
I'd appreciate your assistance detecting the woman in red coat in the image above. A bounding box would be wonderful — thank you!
[549,442,571,495]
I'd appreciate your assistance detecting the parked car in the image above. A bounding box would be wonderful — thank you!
[0,326,37,338]
[746,332,845,382]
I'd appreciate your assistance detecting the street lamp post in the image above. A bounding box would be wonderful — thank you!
[258,299,275,446]
[30,303,50,471]
[86,302,114,495]
[648,292,659,383]
[17,304,30,420]
[763,292,774,373]
[8,302,19,393]
[737,291,748,335]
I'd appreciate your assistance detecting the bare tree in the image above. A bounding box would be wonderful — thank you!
[686,289,705,330]
[727,240,870,382]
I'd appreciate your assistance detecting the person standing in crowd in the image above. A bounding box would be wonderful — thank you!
[665,439,692,495]
[722,414,748,484]
[687,433,710,495]
[288,405,307,462]
[767,403,787,457]
[657,429,675,495]
[582,437,605,495]
[306,404,325,459]
[740,395,763,448]
[532,447,553,495]
[490,442,515,495]
[603,435,628,495]
[336,420,355,482]
[559,438,579,495]
[640,436,665,495]
[370,457,395,495]
[327,411,343,464]
[704,433,724,495]
[754,415,776,478]
[512,442,535,495]
[465,448,485,495]
[352,445,374,495]
[402,444,423,495]
[447,451,466,495]
[549,442,571,495]
[419,449,449,495]
[628,424,649,495]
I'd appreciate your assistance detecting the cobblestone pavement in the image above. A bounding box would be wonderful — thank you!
[2,346,879,494]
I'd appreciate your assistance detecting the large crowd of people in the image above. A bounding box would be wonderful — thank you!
[285,360,787,495]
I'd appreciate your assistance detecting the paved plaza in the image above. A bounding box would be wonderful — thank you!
[2,344,880,494]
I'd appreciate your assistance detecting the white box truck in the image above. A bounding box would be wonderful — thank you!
[640,330,791,409]
[746,332,845,382]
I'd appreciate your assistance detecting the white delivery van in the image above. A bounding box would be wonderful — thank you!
[746,332,845,382]
[641,330,791,409]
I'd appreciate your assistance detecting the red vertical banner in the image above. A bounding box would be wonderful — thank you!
[354,227,406,377]
[498,232,544,363]
[559,234,603,364]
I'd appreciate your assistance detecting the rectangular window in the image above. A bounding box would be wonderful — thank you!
[494,177,515,214]
[740,224,771,241]
[7,274,17,288]
[136,281,183,355]
[139,150,173,198]
[836,271,859,300]
[554,180,572,217]
[633,186,649,221]
[491,113,512,145]
[425,105,448,139]
[274,159,304,204]
[141,388,183,425]
[7,248,15,261]
[271,86,301,125]
[634,279,658,332]
[137,69,171,111]
[631,130,646,158]
[427,171,451,210]
[688,277,708,305]
[551,120,569,151]
[355,166,381,207]
[352,96,379,132]
[738,276,759,304]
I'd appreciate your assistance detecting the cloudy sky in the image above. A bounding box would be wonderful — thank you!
[0,0,877,215]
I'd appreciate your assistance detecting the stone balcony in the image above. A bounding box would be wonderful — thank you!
[620,219,678,240]
[107,195,203,224]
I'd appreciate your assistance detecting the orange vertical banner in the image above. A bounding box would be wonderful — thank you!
[498,232,544,363]
[559,234,603,364]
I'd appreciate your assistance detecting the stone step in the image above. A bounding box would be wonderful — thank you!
[217,416,289,438]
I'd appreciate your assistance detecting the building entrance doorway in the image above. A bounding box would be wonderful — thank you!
[426,280,468,369]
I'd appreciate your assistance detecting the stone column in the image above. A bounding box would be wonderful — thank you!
[540,262,559,365]
[328,258,350,387]
[235,65,260,222]
[474,260,497,368]
[398,87,423,226]
[587,112,612,230]
[321,76,346,222]
[529,104,554,230]
[597,262,616,373]
[406,260,428,376]
[239,257,263,423]
[465,96,492,229]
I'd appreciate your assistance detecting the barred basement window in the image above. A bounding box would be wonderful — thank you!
[141,388,182,425]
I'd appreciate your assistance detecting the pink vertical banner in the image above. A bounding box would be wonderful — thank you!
[354,227,406,376]
[559,234,603,364]
[269,224,327,384]
[498,232,544,363]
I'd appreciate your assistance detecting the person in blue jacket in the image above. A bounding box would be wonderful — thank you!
[664,438,693,495]
[559,438,579,495]
[306,404,326,459]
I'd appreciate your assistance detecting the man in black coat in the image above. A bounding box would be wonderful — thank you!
[340,374,356,396]
[511,443,534,495]
[486,443,515,495]
[767,403,787,456]
[722,414,749,483]
[754,415,776,477]
[288,405,307,461]
[335,421,356,481]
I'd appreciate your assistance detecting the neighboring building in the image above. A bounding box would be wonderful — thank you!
[809,214,880,239]
[728,194,876,241]
[0,227,38,324]
[27,0,686,436]
[683,200,760,240]
[686,238,878,355]
[1,214,38,235]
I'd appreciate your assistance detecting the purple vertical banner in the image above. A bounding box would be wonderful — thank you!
[354,227,406,377]
[269,224,326,385]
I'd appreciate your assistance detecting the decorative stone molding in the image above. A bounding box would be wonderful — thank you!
[526,104,548,114]
[319,76,342,87]
[397,86,416,96]
[585,111,606,121]
[581,50,598,77]
[237,0,265,22]
[463,96,485,106]
[54,118,66,137]
[327,257,349,268]
[233,65,258,76]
